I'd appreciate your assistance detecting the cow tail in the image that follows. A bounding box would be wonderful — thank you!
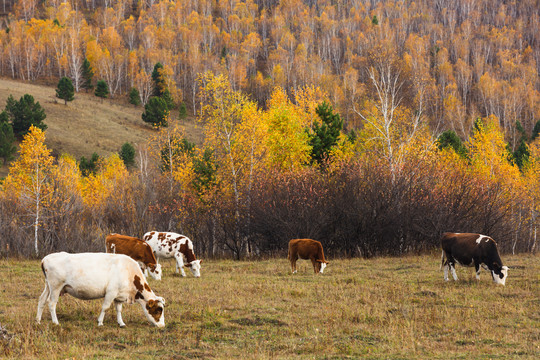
[40,261,51,301]
[440,251,445,270]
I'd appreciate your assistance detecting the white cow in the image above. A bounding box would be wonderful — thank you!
[143,231,202,277]
[36,252,165,327]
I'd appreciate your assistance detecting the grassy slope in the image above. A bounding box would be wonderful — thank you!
[0,78,203,177]
[0,254,538,359]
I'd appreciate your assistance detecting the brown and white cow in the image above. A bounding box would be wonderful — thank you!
[441,232,509,285]
[288,239,329,274]
[105,233,162,280]
[143,231,202,277]
[36,252,165,327]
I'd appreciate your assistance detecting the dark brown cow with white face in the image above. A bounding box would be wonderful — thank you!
[143,231,202,277]
[105,233,162,280]
[441,232,508,285]
[288,239,329,274]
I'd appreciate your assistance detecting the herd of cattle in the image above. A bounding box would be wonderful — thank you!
[35,232,509,328]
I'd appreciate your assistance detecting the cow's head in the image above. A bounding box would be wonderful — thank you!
[142,297,165,328]
[316,260,329,274]
[148,263,162,281]
[186,259,202,277]
[491,263,509,285]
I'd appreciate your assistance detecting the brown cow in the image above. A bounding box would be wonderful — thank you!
[288,239,329,274]
[105,234,162,280]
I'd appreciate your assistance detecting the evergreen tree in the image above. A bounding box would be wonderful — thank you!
[81,58,94,92]
[151,62,166,97]
[4,94,47,137]
[0,112,17,165]
[532,120,540,140]
[94,80,109,102]
[513,139,530,170]
[128,87,141,106]
[142,96,169,127]
[372,15,379,25]
[308,101,343,166]
[178,102,187,120]
[119,142,136,168]
[79,152,100,177]
[161,88,176,109]
[437,130,468,158]
[56,76,75,105]
[192,148,217,198]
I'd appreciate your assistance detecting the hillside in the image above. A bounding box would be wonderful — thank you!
[0,78,203,177]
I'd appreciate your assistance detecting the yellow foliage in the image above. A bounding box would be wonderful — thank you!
[81,154,129,210]
[3,126,54,203]
[264,88,311,171]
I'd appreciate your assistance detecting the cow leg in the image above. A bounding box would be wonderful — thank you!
[36,283,50,323]
[450,262,458,281]
[97,293,116,326]
[115,301,126,328]
[290,255,298,274]
[443,262,450,281]
[47,285,63,325]
[310,257,319,274]
[473,261,479,280]
[174,252,186,276]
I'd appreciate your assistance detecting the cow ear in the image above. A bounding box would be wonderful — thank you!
[325,261,330,264]
[185,263,192,267]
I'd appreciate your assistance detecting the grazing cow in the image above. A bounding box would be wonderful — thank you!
[441,232,509,285]
[143,231,202,277]
[288,239,329,274]
[105,233,162,280]
[36,252,166,327]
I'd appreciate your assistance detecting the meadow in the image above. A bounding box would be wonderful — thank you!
[0,253,538,359]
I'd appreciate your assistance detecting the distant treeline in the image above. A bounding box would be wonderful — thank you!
[0,0,538,146]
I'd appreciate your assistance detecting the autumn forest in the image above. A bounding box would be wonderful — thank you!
[0,0,539,258]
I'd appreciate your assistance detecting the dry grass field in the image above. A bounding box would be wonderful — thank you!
[0,78,203,177]
[0,254,538,359]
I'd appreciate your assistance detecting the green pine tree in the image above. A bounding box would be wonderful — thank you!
[4,94,47,137]
[513,139,530,170]
[437,130,468,158]
[81,58,94,92]
[94,80,109,102]
[0,112,17,165]
[79,152,100,177]
[531,120,540,140]
[56,76,75,105]
[142,96,169,128]
[178,102,187,120]
[128,87,141,106]
[119,142,136,168]
[308,101,343,166]
[151,62,166,97]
